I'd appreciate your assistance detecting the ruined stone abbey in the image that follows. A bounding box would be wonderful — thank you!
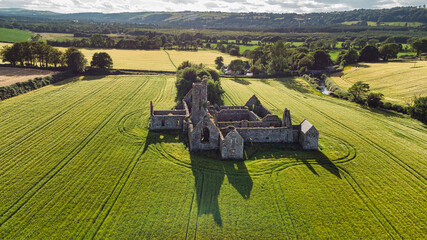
[149,79,319,159]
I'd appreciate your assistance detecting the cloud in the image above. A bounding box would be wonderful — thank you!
[0,0,424,13]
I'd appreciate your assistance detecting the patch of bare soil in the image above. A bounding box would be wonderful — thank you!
[0,67,58,87]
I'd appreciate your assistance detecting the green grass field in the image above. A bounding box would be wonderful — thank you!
[0,74,425,239]
[0,28,33,43]
[331,61,427,103]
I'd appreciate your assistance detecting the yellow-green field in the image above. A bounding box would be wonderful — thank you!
[60,48,246,71]
[331,61,427,103]
[341,21,425,27]
[0,43,245,71]
[0,75,425,239]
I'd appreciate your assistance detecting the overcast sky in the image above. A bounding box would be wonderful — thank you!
[0,0,425,14]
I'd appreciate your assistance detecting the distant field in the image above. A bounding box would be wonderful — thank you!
[0,75,425,238]
[61,48,247,71]
[0,67,57,87]
[330,61,427,103]
[38,32,74,41]
[341,21,425,27]
[0,28,33,43]
[0,42,245,71]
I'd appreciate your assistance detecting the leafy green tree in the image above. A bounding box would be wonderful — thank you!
[352,37,367,49]
[411,38,427,60]
[298,55,314,70]
[175,67,199,101]
[342,40,352,49]
[67,50,87,73]
[379,43,400,61]
[229,59,246,75]
[175,61,224,105]
[337,48,359,66]
[90,52,113,69]
[267,40,288,73]
[49,47,64,67]
[215,56,224,69]
[349,81,370,103]
[359,46,380,62]
[408,96,427,123]
[207,79,224,105]
[206,68,220,81]
[368,39,379,47]
[312,50,332,70]
[366,92,384,107]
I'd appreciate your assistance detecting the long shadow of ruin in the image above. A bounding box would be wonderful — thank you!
[144,132,341,227]
[190,153,253,227]
[143,131,253,226]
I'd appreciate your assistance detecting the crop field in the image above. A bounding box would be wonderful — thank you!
[330,61,427,104]
[0,67,57,87]
[0,74,425,239]
[0,28,33,43]
[55,47,245,71]
[0,42,245,71]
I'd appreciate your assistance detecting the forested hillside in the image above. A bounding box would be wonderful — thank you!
[0,7,425,29]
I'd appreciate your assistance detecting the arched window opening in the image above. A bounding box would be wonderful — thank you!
[201,127,210,143]
[161,119,165,126]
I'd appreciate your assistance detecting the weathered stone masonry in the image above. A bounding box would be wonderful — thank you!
[149,79,319,159]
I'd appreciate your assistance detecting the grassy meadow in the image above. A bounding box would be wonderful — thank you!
[0,74,425,239]
[330,61,427,104]
[0,28,33,43]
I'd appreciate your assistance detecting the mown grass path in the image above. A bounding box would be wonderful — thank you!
[0,75,425,239]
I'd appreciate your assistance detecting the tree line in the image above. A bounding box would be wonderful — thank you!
[1,42,114,72]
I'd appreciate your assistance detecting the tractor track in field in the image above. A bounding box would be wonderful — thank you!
[274,172,298,239]
[247,83,426,184]
[0,79,114,159]
[309,94,427,145]
[338,166,402,239]
[152,131,356,176]
[193,172,203,240]
[82,140,147,240]
[116,76,169,142]
[84,79,168,239]
[269,174,292,239]
[185,190,196,240]
[0,80,149,227]
[245,83,404,238]
[0,80,125,176]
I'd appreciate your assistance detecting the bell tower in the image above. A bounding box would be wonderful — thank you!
[191,79,208,124]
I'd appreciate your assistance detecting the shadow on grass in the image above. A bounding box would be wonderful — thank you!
[231,77,251,85]
[361,105,406,119]
[52,75,107,86]
[143,131,253,227]
[276,77,311,94]
[246,142,341,178]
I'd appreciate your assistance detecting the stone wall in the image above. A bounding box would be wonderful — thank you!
[220,130,244,159]
[236,127,293,143]
[153,110,187,116]
[189,115,220,151]
[216,109,259,122]
[150,115,186,130]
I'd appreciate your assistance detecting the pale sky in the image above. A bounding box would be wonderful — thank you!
[0,0,425,14]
